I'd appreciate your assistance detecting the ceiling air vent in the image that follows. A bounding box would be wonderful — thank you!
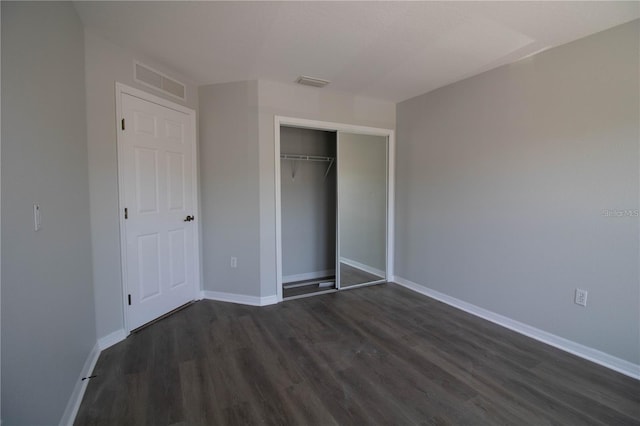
[134,61,186,101]
[296,75,330,88]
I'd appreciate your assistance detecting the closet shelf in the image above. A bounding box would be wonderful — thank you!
[280,154,334,162]
[281,153,335,180]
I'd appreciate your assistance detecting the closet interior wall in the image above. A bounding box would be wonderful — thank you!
[280,127,337,285]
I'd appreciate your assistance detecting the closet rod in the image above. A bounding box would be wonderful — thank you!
[280,154,334,162]
[280,153,335,180]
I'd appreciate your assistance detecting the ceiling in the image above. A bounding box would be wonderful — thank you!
[74,1,639,103]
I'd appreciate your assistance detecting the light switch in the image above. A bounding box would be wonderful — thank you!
[34,204,41,231]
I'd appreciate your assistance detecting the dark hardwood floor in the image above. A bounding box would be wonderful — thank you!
[75,283,640,425]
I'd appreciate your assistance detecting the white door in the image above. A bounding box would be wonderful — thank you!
[120,91,198,330]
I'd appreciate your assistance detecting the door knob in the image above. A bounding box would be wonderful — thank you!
[184,215,195,222]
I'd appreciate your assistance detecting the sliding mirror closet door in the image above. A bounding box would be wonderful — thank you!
[337,132,387,288]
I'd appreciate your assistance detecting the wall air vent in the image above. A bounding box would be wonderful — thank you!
[134,61,186,101]
[296,75,330,88]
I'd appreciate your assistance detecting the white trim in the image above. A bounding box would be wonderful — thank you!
[387,131,395,279]
[340,257,385,279]
[274,116,395,299]
[115,82,129,332]
[283,269,335,284]
[202,291,278,307]
[116,83,193,115]
[274,119,283,302]
[59,343,100,426]
[97,329,127,351]
[336,131,342,290]
[277,116,394,137]
[393,276,640,380]
[115,83,201,333]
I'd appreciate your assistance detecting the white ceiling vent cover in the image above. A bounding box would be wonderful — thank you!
[296,75,330,88]
[134,62,186,101]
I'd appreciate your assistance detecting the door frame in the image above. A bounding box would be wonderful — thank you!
[115,82,201,333]
[274,116,395,302]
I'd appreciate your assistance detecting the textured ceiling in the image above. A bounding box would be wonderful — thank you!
[74,1,639,102]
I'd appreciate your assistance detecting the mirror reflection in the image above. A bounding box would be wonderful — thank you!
[338,133,387,288]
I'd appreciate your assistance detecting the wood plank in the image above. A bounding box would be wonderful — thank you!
[75,284,640,425]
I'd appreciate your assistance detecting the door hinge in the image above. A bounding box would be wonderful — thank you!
[121,118,125,130]
[124,207,128,219]
[128,294,131,305]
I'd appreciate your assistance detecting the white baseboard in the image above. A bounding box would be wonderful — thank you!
[283,269,335,284]
[393,276,640,380]
[59,342,100,426]
[201,290,278,306]
[59,329,128,425]
[261,295,278,305]
[97,328,127,351]
[340,257,385,278]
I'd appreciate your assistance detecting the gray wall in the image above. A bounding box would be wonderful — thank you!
[84,29,199,338]
[198,81,261,296]
[198,80,395,298]
[258,80,396,297]
[395,21,640,364]
[280,127,336,280]
[1,2,96,424]
[338,133,387,273]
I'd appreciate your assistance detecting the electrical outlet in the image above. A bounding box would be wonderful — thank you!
[575,288,588,307]
[230,257,237,268]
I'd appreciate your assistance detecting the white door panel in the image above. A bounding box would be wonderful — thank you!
[167,152,185,211]
[168,228,187,287]
[121,92,197,330]
[137,233,161,301]
[134,148,160,214]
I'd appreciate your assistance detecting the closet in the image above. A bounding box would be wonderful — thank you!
[280,127,337,298]
[278,123,390,300]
